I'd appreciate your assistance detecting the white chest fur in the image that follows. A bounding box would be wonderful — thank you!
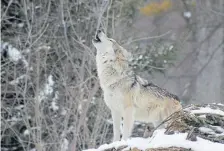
[103,89,125,113]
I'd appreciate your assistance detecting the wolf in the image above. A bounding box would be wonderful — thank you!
[92,30,182,141]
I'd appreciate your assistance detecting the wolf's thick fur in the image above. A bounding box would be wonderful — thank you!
[92,31,182,141]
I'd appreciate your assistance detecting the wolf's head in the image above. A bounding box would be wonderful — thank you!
[92,30,135,90]
[92,30,131,62]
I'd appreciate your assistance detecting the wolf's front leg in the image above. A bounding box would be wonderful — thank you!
[122,107,135,140]
[112,111,121,142]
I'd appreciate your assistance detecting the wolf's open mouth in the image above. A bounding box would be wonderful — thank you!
[93,33,101,43]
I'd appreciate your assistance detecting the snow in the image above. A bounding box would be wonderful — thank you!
[50,91,59,111]
[198,115,206,118]
[14,105,24,110]
[169,45,174,50]
[61,138,69,151]
[139,55,143,59]
[189,107,224,116]
[184,11,191,18]
[9,75,29,85]
[47,75,54,91]
[35,5,41,9]
[210,126,224,133]
[7,46,22,62]
[37,45,51,51]
[84,104,224,151]
[1,41,29,68]
[39,75,54,102]
[94,140,128,151]
[51,102,59,111]
[1,42,8,52]
[17,23,24,28]
[61,109,67,115]
[84,129,224,151]
[147,129,224,151]
[78,104,82,111]
[24,129,30,135]
[217,103,224,106]
[24,48,31,53]
[199,127,215,135]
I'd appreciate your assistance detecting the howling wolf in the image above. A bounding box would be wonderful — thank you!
[92,30,182,141]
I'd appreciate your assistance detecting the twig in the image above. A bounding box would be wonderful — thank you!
[95,0,109,33]
[123,30,172,46]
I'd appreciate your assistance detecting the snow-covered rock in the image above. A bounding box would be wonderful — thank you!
[84,103,224,151]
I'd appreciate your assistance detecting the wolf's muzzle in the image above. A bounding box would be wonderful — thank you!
[93,30,101,43]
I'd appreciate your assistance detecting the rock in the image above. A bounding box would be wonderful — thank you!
[85,103,224,151]
[146,147,191,151]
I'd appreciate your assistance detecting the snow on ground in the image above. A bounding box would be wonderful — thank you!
[84,104,224,151]
[187,106,224,116]
[147,129,224,151]
[198,127,215,135]
[210,126,224,133]
[85,129,224,151]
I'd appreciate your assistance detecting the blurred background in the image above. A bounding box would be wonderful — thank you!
[1,0,224,150]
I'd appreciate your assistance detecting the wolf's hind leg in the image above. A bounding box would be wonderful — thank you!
[112,111,121,142]
[122,107,135,140]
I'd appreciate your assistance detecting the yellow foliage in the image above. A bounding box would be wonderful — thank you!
[191,0,196,7]
[140,0,172,16]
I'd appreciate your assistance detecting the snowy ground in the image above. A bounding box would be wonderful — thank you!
[84,104,224,151]
[85,129,224,151]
